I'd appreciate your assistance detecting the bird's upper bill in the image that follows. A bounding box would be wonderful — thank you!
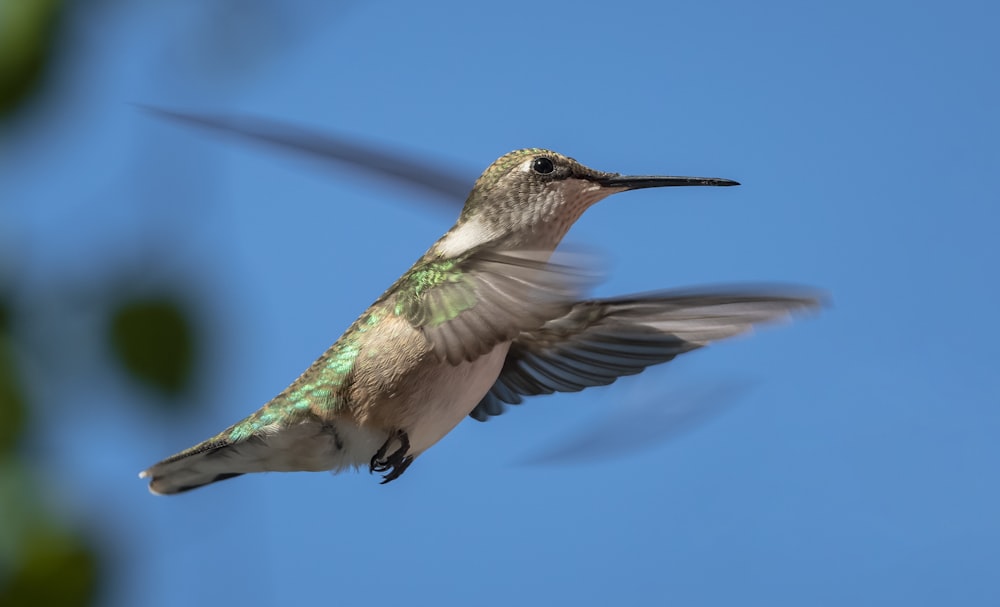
[594,174,740,190]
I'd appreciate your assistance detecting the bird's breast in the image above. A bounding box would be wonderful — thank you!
[402,343,510,455]
[347,314,510,454]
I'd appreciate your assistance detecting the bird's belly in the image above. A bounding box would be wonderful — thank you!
[403,343,510,455]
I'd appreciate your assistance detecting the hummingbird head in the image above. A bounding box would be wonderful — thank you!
[433,148,739,256]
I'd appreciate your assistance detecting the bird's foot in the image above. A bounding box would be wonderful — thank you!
[370,429,414,483]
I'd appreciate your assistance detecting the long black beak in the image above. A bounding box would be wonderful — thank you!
[597,175,740,190]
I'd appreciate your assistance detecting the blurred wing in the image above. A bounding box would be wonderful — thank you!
[395,250,598,365]
[138,106,473,206]
[470,288,822,420]
[518,380,754,465]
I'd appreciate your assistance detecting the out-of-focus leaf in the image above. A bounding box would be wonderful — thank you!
[0,342,27,455]
[0,0,63,116]
[108,297,196,398]
[0,457,32,563]
[0,524,100,607]
[0,296,26,454]
[0,297,8,334]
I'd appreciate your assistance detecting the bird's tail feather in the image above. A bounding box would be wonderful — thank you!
[141,418,381,495]
[139,436,250,495]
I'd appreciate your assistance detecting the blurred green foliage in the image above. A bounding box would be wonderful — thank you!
[109,297,197,398]
[0,0,63,115]
[0,366,100,607]
[0,293,198,607]
[1,0,203,592]
[0,2,368,604]
[0,524,100,607]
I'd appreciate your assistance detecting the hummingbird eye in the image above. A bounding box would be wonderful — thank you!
[531,157,555,175]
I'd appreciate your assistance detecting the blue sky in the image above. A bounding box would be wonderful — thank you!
[3,1,999,605]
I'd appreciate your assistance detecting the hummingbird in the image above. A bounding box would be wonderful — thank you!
[140,148,818,494]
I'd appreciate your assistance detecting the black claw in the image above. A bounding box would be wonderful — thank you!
[380,456,413,484]
[369,430,415,482]
[369,433,394,473]
[370,461,389,473]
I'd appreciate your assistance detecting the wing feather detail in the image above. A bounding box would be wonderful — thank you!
[470,288,821,420]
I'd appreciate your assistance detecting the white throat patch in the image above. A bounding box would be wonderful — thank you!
[434,216,492,257]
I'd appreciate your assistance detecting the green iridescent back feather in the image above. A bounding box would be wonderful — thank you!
[220,311,387,444]
[393,258,478,327]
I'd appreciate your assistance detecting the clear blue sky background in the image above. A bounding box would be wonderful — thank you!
[3,1,999,605]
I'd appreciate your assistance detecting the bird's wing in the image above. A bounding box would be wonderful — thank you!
[394,250,598,365]
[469,289,821,420]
